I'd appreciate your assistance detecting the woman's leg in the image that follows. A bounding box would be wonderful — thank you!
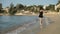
[39,18,43,29]
[40,18,43,25]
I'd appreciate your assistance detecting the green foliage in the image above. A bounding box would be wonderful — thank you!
[56,8,60,12]
[9,10,17,15]
[56,0,60,5]
[24,5,42,13]
[9,8,17,15]
[2,3,58,15]
[16,4,24,10]
[0,9,4,13]
[38,5,43,8]
[46,4,55,11]
[9,3,17,15]
[46,6,50,10]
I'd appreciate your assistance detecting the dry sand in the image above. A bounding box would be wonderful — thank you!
[38,13,60,34]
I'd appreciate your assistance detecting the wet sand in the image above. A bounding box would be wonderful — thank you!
[0,12,60,34]
[38,13,60,34]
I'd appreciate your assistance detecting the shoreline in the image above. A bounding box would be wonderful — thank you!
[0,12,60,16]
[0,13,60,34]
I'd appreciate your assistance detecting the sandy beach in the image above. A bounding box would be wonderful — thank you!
[0,12,60,34]
[38,12,60,34]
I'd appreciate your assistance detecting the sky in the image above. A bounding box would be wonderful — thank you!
[0,0,58,8]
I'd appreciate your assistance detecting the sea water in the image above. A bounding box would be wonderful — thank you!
[0,16,52,34]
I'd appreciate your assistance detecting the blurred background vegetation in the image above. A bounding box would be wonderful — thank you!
[0,0,60,15]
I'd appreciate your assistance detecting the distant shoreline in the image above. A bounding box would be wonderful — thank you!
[0,12,60,16]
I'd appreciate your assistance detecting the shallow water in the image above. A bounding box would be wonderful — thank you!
[0,16,52,34]
[0,16,38,32]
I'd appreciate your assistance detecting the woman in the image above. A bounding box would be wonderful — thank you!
[39,7,44,25]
